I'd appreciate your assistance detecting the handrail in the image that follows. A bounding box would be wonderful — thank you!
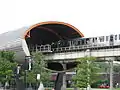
[30,43,117,53]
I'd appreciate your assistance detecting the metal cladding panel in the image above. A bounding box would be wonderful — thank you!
[0,21,84,62]
[0,27,30,62]
[0,27,29,47]
[14,50,26,62]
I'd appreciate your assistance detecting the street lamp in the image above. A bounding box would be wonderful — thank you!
[24,56,32,90]
[25,56,32,71]
[85,49,91,90]
[36,74,40,89]
[37,74,45,90]
[109,58,114,90]
[17,65,21,74]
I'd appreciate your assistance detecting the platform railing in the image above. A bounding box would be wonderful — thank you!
[29,42,118,53]
[30,44,52,52]
[52,44,107,52]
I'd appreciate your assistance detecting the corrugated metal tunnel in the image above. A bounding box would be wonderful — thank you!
[0,21,84,70]
[24,21,84,46]
[23,21,84,71]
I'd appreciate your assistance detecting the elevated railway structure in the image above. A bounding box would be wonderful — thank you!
[0,21,84,62]
[34,44,120,60]
[0,21,84,90]
[30,42,119,90]
[34,37,119,90]
[0,21,119,90]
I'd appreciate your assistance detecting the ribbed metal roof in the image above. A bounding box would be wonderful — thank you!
[0,21,84,47]
[0,27,28,46]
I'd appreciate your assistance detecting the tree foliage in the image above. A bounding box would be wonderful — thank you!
[24,52,51,84]
[32,52,51,83]
[72,56,100,88]
[113,64,120,73]
[0,51,17,83]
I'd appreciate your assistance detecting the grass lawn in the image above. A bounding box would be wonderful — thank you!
[45,88,120,90]
[66,88,120,90]
[116,88,120,90]
[66,88,73,90]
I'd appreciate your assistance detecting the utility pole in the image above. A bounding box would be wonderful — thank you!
[110,59,113,90]
[24,56,33,90]
[61,63,66,90]
[85,49,91,90]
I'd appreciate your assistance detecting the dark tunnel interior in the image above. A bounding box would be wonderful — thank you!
[25,23,83,46]
[47,62,77,71]
[24,22,83,71]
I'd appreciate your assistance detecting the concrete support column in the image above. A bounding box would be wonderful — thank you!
[110,59,113,90]
[54,73,63,90]
[61,63,66,90]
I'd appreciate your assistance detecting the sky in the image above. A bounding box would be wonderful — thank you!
[0,0,120,37]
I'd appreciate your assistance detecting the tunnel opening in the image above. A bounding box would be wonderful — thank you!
[24,22,84,53]
[24,21,84,70]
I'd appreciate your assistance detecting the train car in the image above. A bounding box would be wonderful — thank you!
[64,34,120,48]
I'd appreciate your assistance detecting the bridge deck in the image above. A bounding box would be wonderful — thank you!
[31,44,120,61]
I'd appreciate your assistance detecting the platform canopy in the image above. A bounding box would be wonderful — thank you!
[24,21,84,45]
[0,21,84,47]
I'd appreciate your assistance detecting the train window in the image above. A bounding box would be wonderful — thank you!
[86,38,90,44]
[95,37,97,41]
[115,35,117,40]
[110,35,113,42]
[99,36,104,42]
[78,40,82,45]
[103,36,104,42]
[78,41,80,45]
[81,40,84,45]
[94,37,97,43]
[119,34,120,40]
[99,37,102,42]
[84,39,86,44]
[93,38,94,43]
[106,36,108,41]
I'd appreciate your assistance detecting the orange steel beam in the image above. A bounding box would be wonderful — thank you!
[23,21,84,39]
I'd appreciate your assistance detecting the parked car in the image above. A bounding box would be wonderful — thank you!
[98,84,110,88]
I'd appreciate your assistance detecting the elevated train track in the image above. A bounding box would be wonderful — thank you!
[0,21,120,70]
[0,21,118,90]
[0,21,84,63]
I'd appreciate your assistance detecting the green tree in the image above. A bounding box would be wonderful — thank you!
[24,52,51,86]
[32,52,51,83]
[0,51,17,83]
[72,56,100,89]
[97,62,110,82]
[113,64,120,73]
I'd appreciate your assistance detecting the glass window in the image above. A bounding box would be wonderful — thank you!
[99,37,102,42]
[106,36,108,41]
[119,34,120,40]
[102,36,104,42]
[93,38,94,43]
[115,35,117,40]
[78,41,80,45]
[95,38,97,42]
[110,35,113,41]
[99,36,104,42]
